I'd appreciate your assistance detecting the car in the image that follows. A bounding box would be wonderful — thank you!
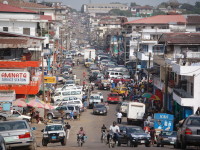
[0,110,31,122]
[47,105,80,120]
[111,87,128,95]
[98,80,110,90]
[118,126,151,147]
[157,131,177,147]
[93,104,107,115]
[107,93,121,103]
[88,94,101,109]
[118,101,129,116]
[42,124,66,146]
[0,120,36,150]
[0,135,6,150]
[176,114,200,149]
[54,96,81,105]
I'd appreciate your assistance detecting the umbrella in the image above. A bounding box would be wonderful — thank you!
[27,99,45,108]
[13,99,27,107]
[150,95,160,100]
[44,103,54,110]
[142,93,152,98]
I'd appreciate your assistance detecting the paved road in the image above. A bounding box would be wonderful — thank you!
[33,57,198,150]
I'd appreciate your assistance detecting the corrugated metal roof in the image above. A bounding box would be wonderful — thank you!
[124,15,186,25]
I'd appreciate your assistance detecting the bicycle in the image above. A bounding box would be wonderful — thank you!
[101,132,107,143]
[108,134,115,148]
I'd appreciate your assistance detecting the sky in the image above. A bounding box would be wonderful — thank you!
[59,0,199,10]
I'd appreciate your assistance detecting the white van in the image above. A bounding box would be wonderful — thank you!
[107,71,123,79]
[127,102,145,125]
[55,85,82,93]
[53,89,83,102]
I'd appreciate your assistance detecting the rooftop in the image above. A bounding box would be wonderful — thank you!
[0,3,36,13]
[0,0,52,9]
[158,33,200,44]
[124,15,186,25]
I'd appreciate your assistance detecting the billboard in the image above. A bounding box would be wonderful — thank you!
[44,76,56,83]
[154,113,174,131]
[0,71,30,85]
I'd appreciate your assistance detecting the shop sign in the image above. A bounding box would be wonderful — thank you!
[0,71,30,85]
[44,76,56,83]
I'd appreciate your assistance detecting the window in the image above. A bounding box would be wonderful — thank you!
[23,28,30,35]
[62,92,70,96]
[3,27,8,32]
[196,27,200,32]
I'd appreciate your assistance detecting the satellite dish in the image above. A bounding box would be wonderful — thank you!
[3,0,8,4]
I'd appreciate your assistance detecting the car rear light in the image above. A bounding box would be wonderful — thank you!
[19,132,31,139]
[185,128,192,135]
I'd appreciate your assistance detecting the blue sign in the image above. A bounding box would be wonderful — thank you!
[154,113,174,131]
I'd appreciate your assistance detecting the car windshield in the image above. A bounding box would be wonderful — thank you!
[186,117,200,126]
[162,131,177,136]
[66,80,74,84]
[45,125,63,131]
[90,95,100,99]
[0,121,27,131]
[94,105,104,108]
[127,127,143,133]
[110,94,118,97]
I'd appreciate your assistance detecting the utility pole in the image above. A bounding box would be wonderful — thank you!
[147,52,151,92]
[124,37,126,65]
[164,63,169,112]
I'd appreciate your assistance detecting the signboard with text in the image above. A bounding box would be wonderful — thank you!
[154,113,174,131]
[44,76,56,84]
[0,71,30,85]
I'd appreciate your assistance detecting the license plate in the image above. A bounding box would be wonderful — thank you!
[170,142,174,144]
[100,112,103,114]
[4,136,19,142]
[52,136,56,140]
[140,140,145,143]
[163,138,168,140]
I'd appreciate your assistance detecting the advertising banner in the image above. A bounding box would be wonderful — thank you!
[154,113,174,131]
[0,71,30,85]
[44,76,56,84]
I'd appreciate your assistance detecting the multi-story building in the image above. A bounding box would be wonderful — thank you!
[130,6,154,17]
[155,33,200,121]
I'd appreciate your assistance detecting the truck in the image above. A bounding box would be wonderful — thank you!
[127,102,145,125]
[84,49,95,67]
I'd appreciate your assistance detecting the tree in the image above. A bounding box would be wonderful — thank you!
[180,3,194,11]
[157,2,168,8]
[168,0,180,10]
[130,2,138,7]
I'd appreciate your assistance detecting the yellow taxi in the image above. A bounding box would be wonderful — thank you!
[111,87,128,95]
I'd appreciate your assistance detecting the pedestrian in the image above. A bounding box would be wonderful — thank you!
[143,123,150,134]
[83,100,88,111]
[65,122,71,139]
[60,109,65,124]
[116,111,123,124]
[70,110,74,121]
[73,74,77,80]
[150,127,156,145]
[35,110,40,124]
[77,59,80,65]
[30,108,36,123]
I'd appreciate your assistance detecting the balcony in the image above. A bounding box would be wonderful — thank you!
[0,74,42,95]
[142,29,171,33]
[137,51,153,61]
[0,60,41,68]
[173,88,194,107]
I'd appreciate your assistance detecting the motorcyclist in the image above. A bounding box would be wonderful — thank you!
[107,121,120,144]
[77,127,86,142]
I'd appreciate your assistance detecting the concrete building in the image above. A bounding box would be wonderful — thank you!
[130,6,154,17]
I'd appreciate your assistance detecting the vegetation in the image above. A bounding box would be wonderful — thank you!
[109,9,132,17]
[180,2,200,14]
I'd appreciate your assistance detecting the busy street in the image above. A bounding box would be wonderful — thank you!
[0,0,200,150]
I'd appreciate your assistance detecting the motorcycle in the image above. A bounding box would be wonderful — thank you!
[77,134,85,147]
[108,133,115,148]
[101,132,107,143]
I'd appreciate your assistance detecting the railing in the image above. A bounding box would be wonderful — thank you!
[173,88,193,98]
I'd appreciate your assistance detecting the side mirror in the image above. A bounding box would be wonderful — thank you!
[41,129,44,132]
[32,127,36,131]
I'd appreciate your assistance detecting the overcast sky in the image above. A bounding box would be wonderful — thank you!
[59,0,199,10]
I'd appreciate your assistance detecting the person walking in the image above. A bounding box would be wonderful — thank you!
[70,110,74,121]
[150,127,156,146]
[116,111,123,124]
[65,122,71,139]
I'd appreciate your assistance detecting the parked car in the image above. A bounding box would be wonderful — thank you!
[118,101,129,116]
[157,131,177,147]
[93,104,107,116]
[47,105,80,120]
[0,135,6,150]
[176,114,200,149]
[0,120,36,150]
[107,93,121,103]
[42,124,66,146]
[118,126,151,147]
[0,110,31,122]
